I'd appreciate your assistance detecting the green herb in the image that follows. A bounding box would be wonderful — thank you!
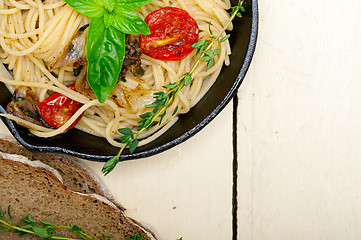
[1,205,183,240]
[27,130,37,137]
[132,67,145,76]
[127,233,146,240]
[0,205,110,239]
[230,0,246,18]
[26,111,35,118]
[119,72,127,82]
[101,0,245,175]
[64,0,151,103]
[73,65,83,77]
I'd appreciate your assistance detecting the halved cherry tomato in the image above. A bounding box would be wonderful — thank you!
[139,7,199,61]
[36,84,83,129]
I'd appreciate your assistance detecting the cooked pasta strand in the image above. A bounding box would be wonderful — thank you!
[0,0,232,147]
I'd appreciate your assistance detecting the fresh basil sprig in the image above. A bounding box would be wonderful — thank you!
[64,0,152,103]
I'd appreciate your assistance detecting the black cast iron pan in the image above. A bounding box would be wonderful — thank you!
[0,0,258,162]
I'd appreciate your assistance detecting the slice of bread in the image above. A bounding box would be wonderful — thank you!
[0,152,157,240]
[0,135,122,209]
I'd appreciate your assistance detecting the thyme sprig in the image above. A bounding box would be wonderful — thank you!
[0,205,109,240]
[101,0,245,175]
[127,233,146,240]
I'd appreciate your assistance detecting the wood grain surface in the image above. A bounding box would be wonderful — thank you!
[237,0,361,239]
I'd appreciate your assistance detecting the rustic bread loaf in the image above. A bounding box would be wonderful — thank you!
[0,152,156,240]
[0,135,121,208]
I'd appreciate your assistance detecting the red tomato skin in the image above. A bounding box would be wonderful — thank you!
[37,84,83,129]
[139,7,199,61]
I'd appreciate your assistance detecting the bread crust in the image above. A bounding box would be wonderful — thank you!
[0,153,157,240]
[0,135,123,209]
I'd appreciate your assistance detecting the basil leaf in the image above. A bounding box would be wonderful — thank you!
[115,0,153,10]
[103,0,116,11]
[104,11,115,28]
[63,0,105,18]
[86,17,125,103]
[112,7,150,35]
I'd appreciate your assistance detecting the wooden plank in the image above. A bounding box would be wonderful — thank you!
[237,0,361,239]
[81,103,234,240]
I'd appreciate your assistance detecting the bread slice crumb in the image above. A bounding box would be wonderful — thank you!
[0,141,158,240]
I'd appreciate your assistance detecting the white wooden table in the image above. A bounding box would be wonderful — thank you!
[2,0,361,239]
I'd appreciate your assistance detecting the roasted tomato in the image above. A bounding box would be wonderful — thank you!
[139,7,199,61]
[36,84,83,129]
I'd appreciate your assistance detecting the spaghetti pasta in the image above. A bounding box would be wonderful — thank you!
[0,0,232,147]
